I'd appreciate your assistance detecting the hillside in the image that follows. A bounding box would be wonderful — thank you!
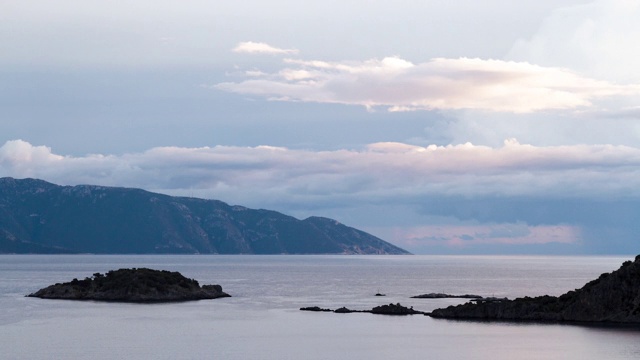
[0,178,409,254]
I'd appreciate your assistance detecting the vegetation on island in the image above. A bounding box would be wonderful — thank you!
[27,268,230,302]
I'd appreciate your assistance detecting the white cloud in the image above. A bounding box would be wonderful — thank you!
[216,56,640,113]
[0,140,64,177]
[232,41,299,55]
[3,139,640,207]
[507,0,640,83]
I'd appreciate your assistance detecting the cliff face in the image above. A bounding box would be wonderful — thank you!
[0,177,410,255]
[430,255,640,324]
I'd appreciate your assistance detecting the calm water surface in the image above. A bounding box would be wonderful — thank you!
[1,255,639,359]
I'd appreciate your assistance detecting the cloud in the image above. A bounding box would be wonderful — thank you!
[0,140,64,176]
[507,0,640,83]
[215,56,640,113]
[232,41,299,55]
[439,0,640,147]
[3,138,640,205]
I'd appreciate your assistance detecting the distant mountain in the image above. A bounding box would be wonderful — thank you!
[0,178,410,255]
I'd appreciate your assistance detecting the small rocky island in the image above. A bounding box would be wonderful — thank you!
[27,268,230,302]
[430,255,640,324]
[411,293,483,299]
[301,303,425,315]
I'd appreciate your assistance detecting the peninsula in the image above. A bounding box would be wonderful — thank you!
[27,268,230,302]
[0,177,410,255]
[430,255,640,324]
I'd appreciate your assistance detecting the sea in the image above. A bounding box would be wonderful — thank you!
[1,254,639,359]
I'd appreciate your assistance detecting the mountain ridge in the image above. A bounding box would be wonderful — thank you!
[0,177,410,255]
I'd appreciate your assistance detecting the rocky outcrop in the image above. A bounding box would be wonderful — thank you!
[301,303,425,315]
[430,255,640,324]
[411,293,483,299]
[370,303,424,315]
[300,306,334,312]
[27,268,230,302]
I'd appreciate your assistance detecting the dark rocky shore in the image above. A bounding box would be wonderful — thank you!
[27,268,230,302]
[430,255,640,324]
[301,303,425,315]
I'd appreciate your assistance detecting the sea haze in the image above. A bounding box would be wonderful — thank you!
[1,255,639,359]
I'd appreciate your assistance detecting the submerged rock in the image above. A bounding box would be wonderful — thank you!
[27,268,230,302]
[430,255,640,324]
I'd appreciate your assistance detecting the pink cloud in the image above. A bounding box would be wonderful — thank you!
[2,139,640,204]
[216,55,640,113]
[385,224,581,249]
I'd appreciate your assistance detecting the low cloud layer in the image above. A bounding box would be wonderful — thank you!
[3,139,640,202]
[216,56,640,113]
[391,223,581,248]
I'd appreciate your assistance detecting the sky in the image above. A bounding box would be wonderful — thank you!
[2,0,640,254]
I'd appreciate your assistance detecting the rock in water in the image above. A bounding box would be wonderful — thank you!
[27,268,230,302]
[411,293,483,299]
[430,255,640,324]
[300,306,333,312]
[300,303,425,315]
[370,303,424,315]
